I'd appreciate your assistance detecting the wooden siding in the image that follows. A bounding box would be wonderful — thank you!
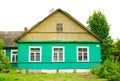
[18,42,101,69]
[31,12,87,32]
[20,32,99,41]
[20,12,99,41]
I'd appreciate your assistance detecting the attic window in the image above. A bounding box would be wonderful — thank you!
[56,23,63,32]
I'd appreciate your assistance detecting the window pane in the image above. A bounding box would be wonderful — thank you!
[54,53,57,61]
[84,53,87,56]
[79,53,82,56]
[36,53,40,61]
[59,48,63,53]
[31,48,40,53]
[54,48,58,53]
[84,53,87,61]
[30,53,34,61]
[78,48,82,52]
[78,56,82,61]
[12,55,15,62]
[78,53,82,61]
[59,53,63,61]
[36,48,40,53]
[83,48,87,52]
[12,51,17,54]
[84,56,87,61]
[31,48,35,52]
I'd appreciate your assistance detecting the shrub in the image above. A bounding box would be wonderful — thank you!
[0,51,10,72]
[90,68,99,75]
[99,60,120,80]
[91,59,120,81]
[107,73,120,81]
[0,64,5,72]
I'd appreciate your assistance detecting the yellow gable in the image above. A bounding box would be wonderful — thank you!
[31,12,87,32]
[19,9,101,42]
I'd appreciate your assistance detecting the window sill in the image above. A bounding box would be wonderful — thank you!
[77,61,89,62]
[29,61,41,62]
[52,61,64,62]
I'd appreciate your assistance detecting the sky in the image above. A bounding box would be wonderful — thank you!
[0,0,119,41]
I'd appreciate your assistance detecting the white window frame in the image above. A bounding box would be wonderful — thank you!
[52,46,65,62]
[77,46,89,62]
[29,46,42,62]
[11,50,18,63]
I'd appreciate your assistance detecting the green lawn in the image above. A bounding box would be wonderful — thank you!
[0,70,106,81]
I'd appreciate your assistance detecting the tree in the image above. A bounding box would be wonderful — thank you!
[87,10,113,63]
[0,39,10,71]
[112,39,120,62]
[115,39,120,52]
[0,39,4,50]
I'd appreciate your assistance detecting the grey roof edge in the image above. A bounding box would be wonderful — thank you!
[0,31,23,47]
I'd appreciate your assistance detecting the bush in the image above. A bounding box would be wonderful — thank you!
[99,60,120,80]
[0,64,5,72]
[90,68,99,75]
[0,51,10,72]
[91,59,120,81]
[107,73,120,81]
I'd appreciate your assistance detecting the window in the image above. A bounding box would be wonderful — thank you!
[11,50,18,63]
[56,23,63,32]
[52,47,64,62]
[77,47,89,62]
[29,46,41,62]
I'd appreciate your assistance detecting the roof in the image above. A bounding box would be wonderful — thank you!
[0,31,23,47]
[15,9,102,42]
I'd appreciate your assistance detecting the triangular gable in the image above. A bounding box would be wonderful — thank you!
[15,9,102,42]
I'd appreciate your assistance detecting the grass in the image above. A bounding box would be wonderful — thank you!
[0,69,107,81]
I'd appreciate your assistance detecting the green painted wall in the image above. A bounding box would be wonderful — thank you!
[5,48,18,68]
[18,41,101,69]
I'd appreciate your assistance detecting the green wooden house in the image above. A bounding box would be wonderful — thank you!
[1,9,102,72]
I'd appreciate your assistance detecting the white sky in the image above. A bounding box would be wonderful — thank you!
[0,0,119,40]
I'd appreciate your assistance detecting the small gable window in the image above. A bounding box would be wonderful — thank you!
[56,23,63,32]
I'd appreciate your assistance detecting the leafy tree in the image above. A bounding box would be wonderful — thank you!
[87,10,109,39]
[0,39,10,71]
[0,39,4,50]
[115,39,120,52]
[87,10,113,62]
[112,39,120,62]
